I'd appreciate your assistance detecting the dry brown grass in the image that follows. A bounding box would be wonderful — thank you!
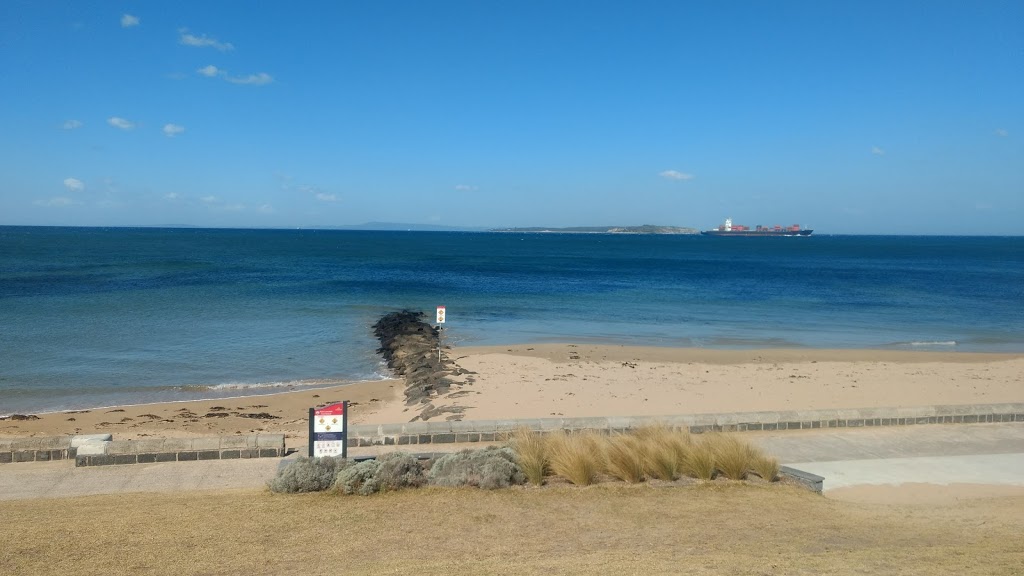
[602,434,645,483]
[546,432,602,485]
[510,427,548,485]
[2,485,1023,575]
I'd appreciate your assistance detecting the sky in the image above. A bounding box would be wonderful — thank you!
[0,1,1021,234]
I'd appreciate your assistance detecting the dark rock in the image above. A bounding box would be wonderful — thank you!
[9,414,41,421]
[240,412,279,420]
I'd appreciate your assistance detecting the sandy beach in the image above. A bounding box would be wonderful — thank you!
[2,344,1021,446]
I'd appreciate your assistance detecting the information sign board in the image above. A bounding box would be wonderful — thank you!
[308,401,348,458]
[436,305,446,324]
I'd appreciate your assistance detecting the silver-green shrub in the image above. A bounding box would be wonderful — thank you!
[268,456,349,493]
[333,452,427,495]
[333,459,380,495]
[374,451,427,491]
[427,446,526,489]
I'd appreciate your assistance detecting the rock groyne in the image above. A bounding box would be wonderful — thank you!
[372,310,473,421]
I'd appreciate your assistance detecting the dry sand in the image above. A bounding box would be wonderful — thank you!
[2,344,1020,445]
[2,345,1023,508]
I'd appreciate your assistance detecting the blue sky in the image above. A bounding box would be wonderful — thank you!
[1,1,1021,234]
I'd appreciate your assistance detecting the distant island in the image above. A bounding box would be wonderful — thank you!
[490,224,699,234]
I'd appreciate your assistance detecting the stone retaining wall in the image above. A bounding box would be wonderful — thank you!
[346,402,1024,447]
[0,436,78,464]
[0,435,286,466]
[74,435,286,467]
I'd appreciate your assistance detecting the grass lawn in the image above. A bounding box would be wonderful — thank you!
[2,482,1022,575]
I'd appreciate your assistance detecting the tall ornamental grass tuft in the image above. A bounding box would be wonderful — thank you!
[603,434,645,483]
[547,432,602,486]
[680,437,716,480]
[706,434,756,480]
[752,454,780,482]
[634,425,690,481]
[511,428,549,485]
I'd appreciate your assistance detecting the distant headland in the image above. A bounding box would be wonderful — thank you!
[490,224,699,234]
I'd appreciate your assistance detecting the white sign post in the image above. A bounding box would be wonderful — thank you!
[436,305,446,363]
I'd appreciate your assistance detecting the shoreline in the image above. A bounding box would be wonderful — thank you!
[2,345,1021,444]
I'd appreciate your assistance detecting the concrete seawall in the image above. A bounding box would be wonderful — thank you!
[345,402,1024,447]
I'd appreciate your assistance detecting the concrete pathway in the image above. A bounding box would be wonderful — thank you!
[745,423,1024,492]
[2,422,1022,500]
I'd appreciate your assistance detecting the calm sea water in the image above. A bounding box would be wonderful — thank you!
[1,226,1022,415]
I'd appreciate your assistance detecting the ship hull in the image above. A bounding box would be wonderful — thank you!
[701,230,813,237]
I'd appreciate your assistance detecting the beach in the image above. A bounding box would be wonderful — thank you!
[3,345,1021,446]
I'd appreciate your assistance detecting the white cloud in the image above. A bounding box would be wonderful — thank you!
[200,195,218,203]
[164,192,180,200]
[63,177,85,192]
[223,203,245,211]
[995,128,1009,137]
[659,170,693,181]
[179,29,234,51]
[871,146,885,155]
[62,119,83,130]
[316,193,337,202]
[162,123,185,137]
[107,117,135,130]
[258,204,274,213]
[226,72,274,86]
[120,14,139,28]
[197,65,222,78]
[35,196,77,207]
[454,184,478,191]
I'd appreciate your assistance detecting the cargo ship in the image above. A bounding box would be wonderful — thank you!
[701,218,813,237]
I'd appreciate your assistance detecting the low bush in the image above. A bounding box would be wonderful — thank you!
[511,428,548,485]
[269,456,349,494]
[375,451,427,491]
[428,446,526,489]
[547,432,602,486]
[333,452,426,495]
[333,459,381,495]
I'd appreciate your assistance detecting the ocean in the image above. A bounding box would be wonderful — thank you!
[1,226,1022,415]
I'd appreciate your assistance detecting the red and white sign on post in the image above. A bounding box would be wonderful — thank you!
[308,401,348,458]
[436,305,446,324]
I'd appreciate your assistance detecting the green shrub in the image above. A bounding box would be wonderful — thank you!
[428,447,526,489]
[511,428,548,485]
[333,452,427,495]
[375,451,427,491]
[333,459,381,495]
[268,456,349,493]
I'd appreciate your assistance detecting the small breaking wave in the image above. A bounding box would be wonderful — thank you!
[182,374,396,392]
[907,340,957,347]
